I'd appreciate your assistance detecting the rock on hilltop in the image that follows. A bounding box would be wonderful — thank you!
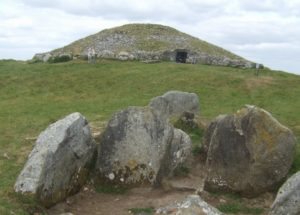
[34,23,256,68]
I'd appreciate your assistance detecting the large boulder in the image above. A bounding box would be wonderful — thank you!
[95,106,191,185]
[270,171,300,215]
[149,91,199,120]
[156,195,223,215]
[204,105,296,197]
[14,113,96,207]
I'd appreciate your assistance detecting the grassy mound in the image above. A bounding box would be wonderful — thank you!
[50,23,243,60]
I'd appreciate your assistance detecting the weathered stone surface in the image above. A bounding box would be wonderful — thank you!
[202,115,226,154]
[156,194,223,215]
[170,129,192,171]
[117,51,130,61]
[33,53,52,62]
[43,53,52,62]
[95,106,191,185]
[97,49,115,59]
[14,113,96,207]
[204,105,296,197]
[149,91,200,120]
[270,171,300,215]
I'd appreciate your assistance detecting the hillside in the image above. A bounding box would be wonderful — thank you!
[0,59,299,214]
[34,24,254,67]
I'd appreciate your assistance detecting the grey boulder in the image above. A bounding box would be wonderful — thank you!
[169,129,192,172]
[156,194,223,215]
[95,106,191,185]
[14,112,96,207]
[270,171,300,215]
[149,91,199,120]
[33,53,52,62]
[204,105,296,197]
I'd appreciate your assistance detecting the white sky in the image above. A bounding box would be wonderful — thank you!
[1,0,300,74]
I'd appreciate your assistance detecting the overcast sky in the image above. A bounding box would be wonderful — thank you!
[1,0,300,74]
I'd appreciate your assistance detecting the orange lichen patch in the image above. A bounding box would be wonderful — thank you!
[253,109,288,150]
[245,76,274,90]
[257,128,275,150]
[127,159,138,170]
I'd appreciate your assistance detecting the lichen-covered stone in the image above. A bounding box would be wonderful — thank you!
[270,171,300,215]
[14,113,96,207]
[149,91,200,120]
[95,106,191,185]
[156,195,223,215]
[204,105,296,197]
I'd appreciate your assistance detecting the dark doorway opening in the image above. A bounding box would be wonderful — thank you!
[176,51,188,63]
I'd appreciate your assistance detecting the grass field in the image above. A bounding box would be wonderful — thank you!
[0,59,299,214]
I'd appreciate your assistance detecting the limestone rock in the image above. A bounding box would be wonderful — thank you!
[149,91,199,120]
[95,106,191,185]
[98,50,115,59]
[202,115,226,154]
[156,194,223,215]
[117,51,130,61]
[14,113,96,207]
[204,105,296,197]
[43,53,52,62]
[270,171,300,215]
[33,53,52,62]
[170,129,192,171]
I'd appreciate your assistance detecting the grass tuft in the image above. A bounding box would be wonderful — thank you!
[217,203,264,214]
[95,184,128,194]
[129,207,155,214]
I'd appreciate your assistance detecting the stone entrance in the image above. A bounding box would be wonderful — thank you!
[176,51,188,63]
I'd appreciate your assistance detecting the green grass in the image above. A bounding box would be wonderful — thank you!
[95,184,128,194]
[128,207,155,214]
[172,117,205,155]
[209,190,242,200]
[211,191,264,214]
[217,203,264,214]
[0,59,300,214]
[173,164,190,177]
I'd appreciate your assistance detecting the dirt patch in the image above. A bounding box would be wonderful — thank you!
[47,157,274,215]
[47,187,192,215]
[245,76,274,90]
